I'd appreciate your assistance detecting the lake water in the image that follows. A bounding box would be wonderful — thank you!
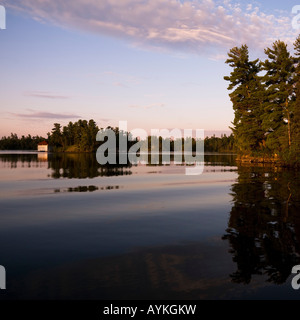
[0,152,300,300]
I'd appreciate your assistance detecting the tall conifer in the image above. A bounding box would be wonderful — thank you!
[224,45,264,154]
[262,41,294,155]
[292,35,300,161]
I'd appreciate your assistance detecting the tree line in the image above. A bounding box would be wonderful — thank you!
[204,134,234,152]
[224,35,300,164]
[0,133,45,150]
[0,119,235,153]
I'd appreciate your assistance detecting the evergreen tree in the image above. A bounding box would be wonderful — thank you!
[50,123,63,148]
[224,45,264,155]
[87,119,99,152]
[292,35,300,161]
[262,40,294,155]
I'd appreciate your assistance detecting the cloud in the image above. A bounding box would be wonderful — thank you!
[98,118,111,122]
[11,110,81,119]
[24,91,70,99]
[4,0,297,56]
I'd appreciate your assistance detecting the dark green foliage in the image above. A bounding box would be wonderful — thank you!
[49,119,101,152]
[291,35,300,163]
[204,134,235,152]
[0,119,102,152]
[224,45,264,155]
[225,36,300,164]
[0,133,46,150]
[262,40,294,154]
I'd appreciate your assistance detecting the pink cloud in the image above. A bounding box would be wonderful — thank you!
[11,110,81,119]
[24,91,70,99]
[3,0,297,56]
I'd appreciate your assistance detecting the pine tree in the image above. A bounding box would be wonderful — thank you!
[262,40,295,155]
[224,45,264,155]
[50,123,62,148]
[292,35,300,162]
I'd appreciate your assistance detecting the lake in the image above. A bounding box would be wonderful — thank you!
[0,151,299,300]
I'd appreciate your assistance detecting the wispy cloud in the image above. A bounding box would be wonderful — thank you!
[24,91,70,99]
[11,110,81,119]
[4,0,297,56]
[98,118,111,123]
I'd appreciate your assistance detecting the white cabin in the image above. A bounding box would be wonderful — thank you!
[37,141,49,152]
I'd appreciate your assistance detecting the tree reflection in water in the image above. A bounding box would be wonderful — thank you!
[48,153,133,179]
[0,153,133,178]
[223,165,300,285]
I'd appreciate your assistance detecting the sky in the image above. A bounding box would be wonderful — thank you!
[0,0,299,138]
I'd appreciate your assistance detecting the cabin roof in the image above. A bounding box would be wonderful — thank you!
[38,141,48,146]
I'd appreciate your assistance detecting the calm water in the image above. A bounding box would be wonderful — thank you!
[0,152,300,300]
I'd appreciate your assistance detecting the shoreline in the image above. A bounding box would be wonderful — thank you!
[235,155,297,168]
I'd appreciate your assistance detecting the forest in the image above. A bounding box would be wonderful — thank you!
[0,133,46,150]
[0,120,99,151]
[224,34,300,164]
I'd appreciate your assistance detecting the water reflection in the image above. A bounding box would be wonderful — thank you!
[49,154,133,179]
[0,153,132,178]
[3,242,233,300]
[204,153,236,167]
[37,153,48,162]
[54,185,121,193]
[0,153,39,168]
[0,152,236,179]
[1,152,300,299]
[223,165,300,285]
[55,185,99,193]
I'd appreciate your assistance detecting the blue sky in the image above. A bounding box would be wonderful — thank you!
[0,0,299,137]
